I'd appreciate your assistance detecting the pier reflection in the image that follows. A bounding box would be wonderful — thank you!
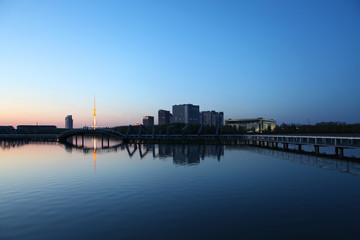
[240,145,360,175]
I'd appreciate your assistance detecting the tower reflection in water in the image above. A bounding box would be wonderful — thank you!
[93,137,97,172]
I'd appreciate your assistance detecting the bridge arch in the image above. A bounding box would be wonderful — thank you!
[58,128,125,142]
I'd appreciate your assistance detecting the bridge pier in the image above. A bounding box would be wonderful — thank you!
[82,135,84,148]
[283,143,288,150]
[314,145,320,155]
[297,144,302,152]
[335,147,344,158]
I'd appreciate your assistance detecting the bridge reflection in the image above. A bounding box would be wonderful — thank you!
[64,142,225,166]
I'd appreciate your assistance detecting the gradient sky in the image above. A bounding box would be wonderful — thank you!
[1,0,359,127]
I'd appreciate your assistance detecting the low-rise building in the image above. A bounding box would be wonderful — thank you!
[143,116,154,127]
[16,125,57,134]
[0,126,15,134]
[225,118,276,133]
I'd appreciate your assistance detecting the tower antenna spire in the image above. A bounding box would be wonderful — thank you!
[92,96,97,129]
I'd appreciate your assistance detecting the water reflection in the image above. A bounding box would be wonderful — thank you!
[2,139,360,174]
[93,137,97,172]
[0,139,57,149]
[241,145,360,175]
[66,142,225,166]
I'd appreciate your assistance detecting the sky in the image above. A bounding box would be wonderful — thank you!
[0,0,359,128]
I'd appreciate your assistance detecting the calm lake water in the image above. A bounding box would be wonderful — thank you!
[1,140,360,240]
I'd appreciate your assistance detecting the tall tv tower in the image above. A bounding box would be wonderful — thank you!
[92,96,97,129]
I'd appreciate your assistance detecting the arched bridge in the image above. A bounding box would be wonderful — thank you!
[58,128,125,142]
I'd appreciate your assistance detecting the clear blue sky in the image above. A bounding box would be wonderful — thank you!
[1,0,359,127]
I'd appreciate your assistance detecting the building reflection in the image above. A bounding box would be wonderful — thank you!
[158,144,224,165]
[64,141,224,166]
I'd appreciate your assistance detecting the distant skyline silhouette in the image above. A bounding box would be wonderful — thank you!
[1,0,359,127]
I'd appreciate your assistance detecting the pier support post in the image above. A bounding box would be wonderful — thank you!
[335,147,345,158]
[339,148,344,158]
[297,144,302,152]
[314,145,319,155]
[82,135,84,148]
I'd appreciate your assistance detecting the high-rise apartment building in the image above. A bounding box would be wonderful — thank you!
[158,110,171,125]
[65,115,73,129]
[172,104,200,124]
[143,116,154,127]
[200,111,224,126]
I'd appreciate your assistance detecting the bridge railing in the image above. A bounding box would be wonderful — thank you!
[244,135,360,148]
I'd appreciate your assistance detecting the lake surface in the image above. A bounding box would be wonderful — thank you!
[1,140,360,239]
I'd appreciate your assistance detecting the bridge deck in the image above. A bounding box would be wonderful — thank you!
[1,132,360,149]
[124,134,360,148]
